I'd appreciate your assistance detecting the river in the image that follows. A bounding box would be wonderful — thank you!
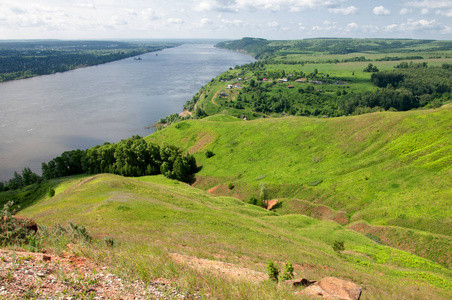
[0,44,255,180]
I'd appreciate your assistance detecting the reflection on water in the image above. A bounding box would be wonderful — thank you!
[0,44,255,180]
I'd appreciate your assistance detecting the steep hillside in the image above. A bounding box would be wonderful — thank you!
[147,106,452,267]
[21,174,451,299]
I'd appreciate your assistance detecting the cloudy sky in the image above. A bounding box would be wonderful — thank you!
[1,0,452,40]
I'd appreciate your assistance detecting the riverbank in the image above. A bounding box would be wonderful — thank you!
[0,40,176,82]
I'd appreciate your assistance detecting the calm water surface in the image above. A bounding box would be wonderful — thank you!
[0,44,255,180]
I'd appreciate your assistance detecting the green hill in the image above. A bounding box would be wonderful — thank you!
[3,104,450,299]
[147,106,452,268]
[20,173,452,299]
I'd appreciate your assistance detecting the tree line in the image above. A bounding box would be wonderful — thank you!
[1,136,197,192]
[42,136,197,182]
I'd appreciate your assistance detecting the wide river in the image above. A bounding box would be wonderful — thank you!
[0,44,255,180]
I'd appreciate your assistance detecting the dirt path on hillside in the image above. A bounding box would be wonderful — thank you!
[211,90,221,106]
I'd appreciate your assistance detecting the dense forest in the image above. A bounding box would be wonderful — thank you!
[0,40,176,81]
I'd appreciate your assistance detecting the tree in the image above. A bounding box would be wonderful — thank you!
[267,261,279,282]
[363,63,379,73]
[281,262,295,281]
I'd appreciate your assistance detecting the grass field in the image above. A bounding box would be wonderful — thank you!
[19,173,452,299]
[147,106,452,268]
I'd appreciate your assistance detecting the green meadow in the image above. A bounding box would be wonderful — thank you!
[147,106,452,269]
[19,173,452,299]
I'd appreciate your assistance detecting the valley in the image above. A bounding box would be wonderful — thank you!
[1,38,451,299]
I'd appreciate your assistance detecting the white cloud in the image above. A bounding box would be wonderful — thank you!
[421,8,429,14]
[441,25,452,33]
[328,6,358,15]
[345,22,358,31]
[386,18,443,33]
[168,18,184,24]
[404,0,452,9]
[200,18,213,25]
[311,20,337,31]
[373,6,391,16]
[192,0,346,13]
[362,25,380,33]
[268,21,279,28]
[141,8,161,21]
[400,8,412,15]
[111,16,128,26]
[221,18,244,27]
[386,23,398,31]
[193,0,238,13]
[79,3,95,9]
[436,9,452,16]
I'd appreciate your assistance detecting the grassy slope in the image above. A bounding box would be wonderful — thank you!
[21,174,451,299]
[146,107,452,267]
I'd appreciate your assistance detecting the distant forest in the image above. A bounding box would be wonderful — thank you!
[0,40,176,81]
[216,37,452,59]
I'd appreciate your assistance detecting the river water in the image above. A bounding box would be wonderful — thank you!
[0,44,255,180]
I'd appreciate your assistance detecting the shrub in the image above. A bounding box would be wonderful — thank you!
[332,240,345,252]
[205,150,215,158]
[281,262,294,281]
[104,237,115,247]
[267,261,280,282]
[248,196,257,205]
[0,201,34,246]
[47,187,55,198]
[259,182,267,201]
[227,182,234,189]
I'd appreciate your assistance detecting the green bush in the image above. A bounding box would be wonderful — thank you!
[247,196,257,205]
[332,240,345,252]
[205,150,215,158]
[267,261,280,282]
[47,187,55,198]
[281,262,294,281]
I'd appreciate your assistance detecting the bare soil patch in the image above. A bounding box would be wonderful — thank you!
[170,253,266,283]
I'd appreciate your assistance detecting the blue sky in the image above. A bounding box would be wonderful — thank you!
[1,0,452,40]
